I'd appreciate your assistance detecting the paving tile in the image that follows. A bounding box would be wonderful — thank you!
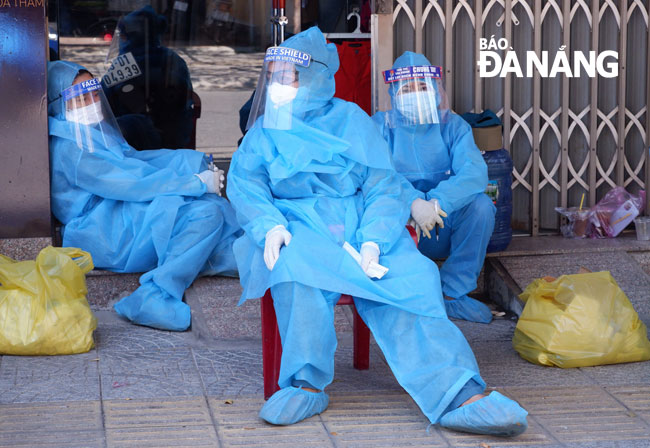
[0,429,105,448]
[193,348,264,397]
[95,320,199,353]
[533,410,650,443]
[104,398,219,448]
[440,419,551,447]
[579,361,650,386]
[99,349,203,399]
[209,396,334,447]
[0,400,102,432]
[505,386,623,415]
[478,357,595,388]
[106,425,219,448]
[322,392,446,447]
[0,400,103,448]
[0,351,100,403]
[103,396,212,428]
[505,386,650,444]
[607,386,650,412]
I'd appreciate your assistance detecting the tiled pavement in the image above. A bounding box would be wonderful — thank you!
[1,237,650,446]
[1,297,649,447]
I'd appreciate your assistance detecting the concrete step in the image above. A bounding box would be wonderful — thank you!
[486,233,650,323]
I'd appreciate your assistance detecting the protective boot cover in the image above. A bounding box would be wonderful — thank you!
[445,295,493,324]
[440,391,528,437]
[259,387,329,425]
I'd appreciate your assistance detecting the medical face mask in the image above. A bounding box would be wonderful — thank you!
[267,82,298,107]
[66,102,104,125]
[396,91,439,124]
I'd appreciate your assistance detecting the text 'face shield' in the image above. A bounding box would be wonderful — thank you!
[62,75,126,153]
[382,65,449,127]
[246,47,312,131]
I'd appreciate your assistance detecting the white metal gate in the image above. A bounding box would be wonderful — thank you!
[371,0,650,235]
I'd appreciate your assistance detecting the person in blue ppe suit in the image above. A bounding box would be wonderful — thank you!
[102,6,194,150]
[372,52,497,324]
[227,27,527,436]
[47,60,240,331]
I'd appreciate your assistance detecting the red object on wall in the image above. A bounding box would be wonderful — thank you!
[331,40,372,115]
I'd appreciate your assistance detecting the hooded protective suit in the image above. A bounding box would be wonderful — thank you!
[48,60,240,331]
[102,6,193,150]
[227,28,485,425]
[372,52,496,324]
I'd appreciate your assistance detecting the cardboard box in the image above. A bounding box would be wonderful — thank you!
[472,125,503,151]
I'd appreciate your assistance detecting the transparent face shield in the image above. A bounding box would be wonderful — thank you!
[62,75,127,153]
[382,65,449,127]
[245,47,312,131]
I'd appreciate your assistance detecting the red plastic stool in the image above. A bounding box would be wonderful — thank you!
[260,226,418,399]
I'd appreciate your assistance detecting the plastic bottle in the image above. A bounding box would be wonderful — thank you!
[483,149,513,252]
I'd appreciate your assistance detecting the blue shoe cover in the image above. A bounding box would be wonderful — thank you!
[440,391,528,437]
[114,283,191,331]
[444,295,493,324]
[259,387,329,425]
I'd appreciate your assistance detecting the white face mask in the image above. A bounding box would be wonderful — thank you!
[66,101,104,125]
[267,82,298,107]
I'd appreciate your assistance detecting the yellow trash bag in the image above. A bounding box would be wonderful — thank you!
[513,271,650,368]
[0,246,97,355]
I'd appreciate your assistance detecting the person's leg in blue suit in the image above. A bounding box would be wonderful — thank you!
[355,297,527,435]
[259,282,337,425]
[260,282,527,435]
[354,297,487,421]
[114,198,227,331]
[418,194,496,323]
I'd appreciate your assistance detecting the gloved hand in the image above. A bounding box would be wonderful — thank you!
[360,242,380,277]
[264,225,292,270]
[195,170,225,195]
[410,198,436,239]
[410,198,448,239]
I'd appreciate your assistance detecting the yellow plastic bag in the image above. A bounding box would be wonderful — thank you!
[0,246,97,355]
[513,271,650,368]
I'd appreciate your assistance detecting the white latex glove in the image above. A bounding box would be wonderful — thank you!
[360,242,380,277]
[410,198,448,239]
[195,170,224,195]
[264,225,292,270]
[410,198,436,239]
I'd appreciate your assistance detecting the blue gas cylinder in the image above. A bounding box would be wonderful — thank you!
[483,149,513,252]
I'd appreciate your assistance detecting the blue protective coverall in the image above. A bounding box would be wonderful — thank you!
[372,52,496,323]
[227,27,485,424]
[47,60,240,331]
[102,6,194,150]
